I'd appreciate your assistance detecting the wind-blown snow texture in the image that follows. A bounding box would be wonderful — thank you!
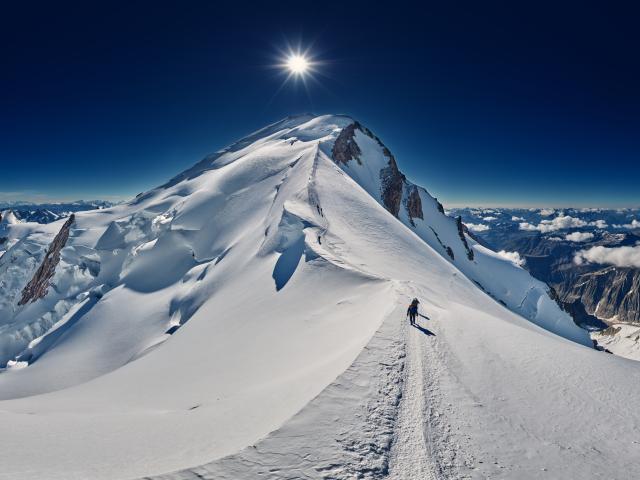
[1,115,639,479]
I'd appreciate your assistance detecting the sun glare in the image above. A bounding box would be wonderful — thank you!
[286,54,309,75]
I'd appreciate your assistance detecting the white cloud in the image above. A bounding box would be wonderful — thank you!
[565,231,594,242]
[613,219,640,229]
[466,223,490,232]
[497,250,526,267]
[518,222,537,231]
[511,216,524,221]
[578,207,603,213]
[547,236,563,241]
[539,208,555,217]
[482,216,498,221]
[589,219,608,229]
[574,245,640,268]
[519,215,587,232]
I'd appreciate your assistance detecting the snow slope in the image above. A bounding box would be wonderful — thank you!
[1,114,639,479]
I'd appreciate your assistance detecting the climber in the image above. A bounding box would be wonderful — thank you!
[407,298,419,326]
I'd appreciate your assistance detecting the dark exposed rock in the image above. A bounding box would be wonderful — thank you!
[563,267,640,324]
[599,325,622,336]
[549,287,608,330]
[446,246,455,260]
[462,225,492,249]
[429,226,454,260]
[18,214,75,305]
[456,216,474,261]
[333,121,406,217]
[435,199,445,214]
[405,186,423,227]
[379,149,406,217]
[380,169,404,216]
[331,122,362,165]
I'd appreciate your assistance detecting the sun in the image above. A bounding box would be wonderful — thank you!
[286,54,309,75]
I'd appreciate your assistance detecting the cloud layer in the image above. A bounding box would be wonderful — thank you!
[497,250,526,267]
[519,215,608,233]
[466,223,489,232]
[574,245,640,268]
[613,219,640,229]
[519,215,587,232]
[565,232,594,242]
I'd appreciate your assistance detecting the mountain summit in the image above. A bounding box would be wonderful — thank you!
[0,115,638,479]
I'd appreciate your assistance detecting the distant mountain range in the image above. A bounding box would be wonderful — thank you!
[0,200,116,224]
[451,207,640,327]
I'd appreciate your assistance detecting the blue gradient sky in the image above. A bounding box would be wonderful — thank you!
[1,1,638,207]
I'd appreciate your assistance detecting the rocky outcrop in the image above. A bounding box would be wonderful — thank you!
[429,226,454,260]
[380,159,405,217]
[405,186,423,227]
[332,121,407,217]
[456,216,474,261]
[331,122,362,165]
[376,138,406,216]
[18,214,74,305]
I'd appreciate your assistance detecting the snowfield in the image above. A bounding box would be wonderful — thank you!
[1,114,639,479]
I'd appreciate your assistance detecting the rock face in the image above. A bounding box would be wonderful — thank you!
[564,267,640,323]
[379,153,405,217]
[405,186,423,226]
[549,287,608,330]
[18,214,74,305]
[331,121,406,217]
[331,122,362,165]
[456,216,475,261]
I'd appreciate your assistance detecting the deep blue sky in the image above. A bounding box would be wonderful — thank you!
[1,1,638,206]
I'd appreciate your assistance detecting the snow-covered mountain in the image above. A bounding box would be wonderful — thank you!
[1,114,639,480]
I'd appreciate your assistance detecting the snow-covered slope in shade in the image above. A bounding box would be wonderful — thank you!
[1,115,639,479]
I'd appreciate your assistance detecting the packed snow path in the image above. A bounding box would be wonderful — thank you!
[387,318,439,480]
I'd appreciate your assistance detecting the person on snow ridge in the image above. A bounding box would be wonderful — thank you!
[407,298,419,325]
